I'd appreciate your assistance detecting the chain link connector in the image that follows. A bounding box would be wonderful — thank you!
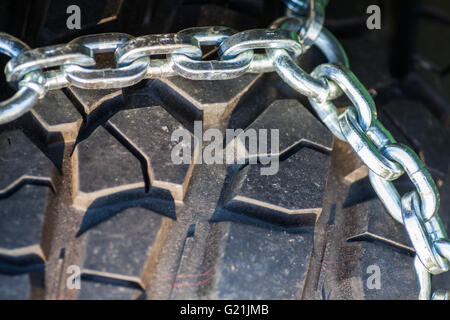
[0,33,46,124]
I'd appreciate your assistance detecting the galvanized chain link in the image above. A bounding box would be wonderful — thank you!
[271,2,449,299]
[0,0,448,299]
[0,25,308,123]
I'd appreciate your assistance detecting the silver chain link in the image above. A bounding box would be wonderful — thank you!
[0,0,448,300]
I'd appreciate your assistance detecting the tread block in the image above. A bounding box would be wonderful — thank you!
[205,222,314,299]
[165,75,258,106]
[79,207,168,295]
[221,149,329,225]
[318,239,417,300]
[67,87,122,116]
[0,128,55,266]
[226,73,304,131]
[318,195,417,299]
[0,273,30,299]
[238,99,334,156]
[0,130,52,298]
[360,242,416,300]
[382,99,450,177]
[346,199,413,251]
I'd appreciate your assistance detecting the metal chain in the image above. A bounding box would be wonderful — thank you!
[0,0,447,300]
[0,26,306,123]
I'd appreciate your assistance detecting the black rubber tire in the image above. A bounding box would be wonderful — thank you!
[0,0,449,300]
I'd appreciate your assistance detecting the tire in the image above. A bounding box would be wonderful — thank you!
[0,0,449,300]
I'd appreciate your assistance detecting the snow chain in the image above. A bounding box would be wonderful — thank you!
[0,0,448,300]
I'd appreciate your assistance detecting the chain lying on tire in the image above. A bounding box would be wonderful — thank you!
[0,0,448,300]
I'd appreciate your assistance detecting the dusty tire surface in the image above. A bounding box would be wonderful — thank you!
[0,0,449,299]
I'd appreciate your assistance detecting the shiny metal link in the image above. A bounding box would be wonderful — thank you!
[435,240,450,261]
[309,62,380,144]
[63,33,150,89]
[384,144,440,221]
[268,18,350,140]
[0,33,30,59]
[270,14,349,140]
[271,15,348,98]
[43,70,70,91]
[282,0,327,49]
[270,14,348,96]
[270,12,350,141]
[247,53,277,73]
[298,0,327,49]
[0,86,40,125]
[247,25,347,78]
[371,153,447,299]
[63,59,149,89]
[305,30,350,140]
[414,254,432,300]
[310,99,344,140]
[115,33,202,66]
[270,51,341,135]
[403,192,449,300]
[177,26,235,45]
[69,33,131,52]
[314,28,349,68]
[171,50,253,80]
[369,170,403,223]
[365,119,395,149]
[219,28,304,75]
[146,58,177,78]
[269,48,329,101]
[339,107,404,180]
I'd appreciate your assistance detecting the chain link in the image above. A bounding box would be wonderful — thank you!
[0,33,44,124]
[0,0,448,300]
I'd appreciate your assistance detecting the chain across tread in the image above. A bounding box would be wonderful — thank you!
[1,60,330,298]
